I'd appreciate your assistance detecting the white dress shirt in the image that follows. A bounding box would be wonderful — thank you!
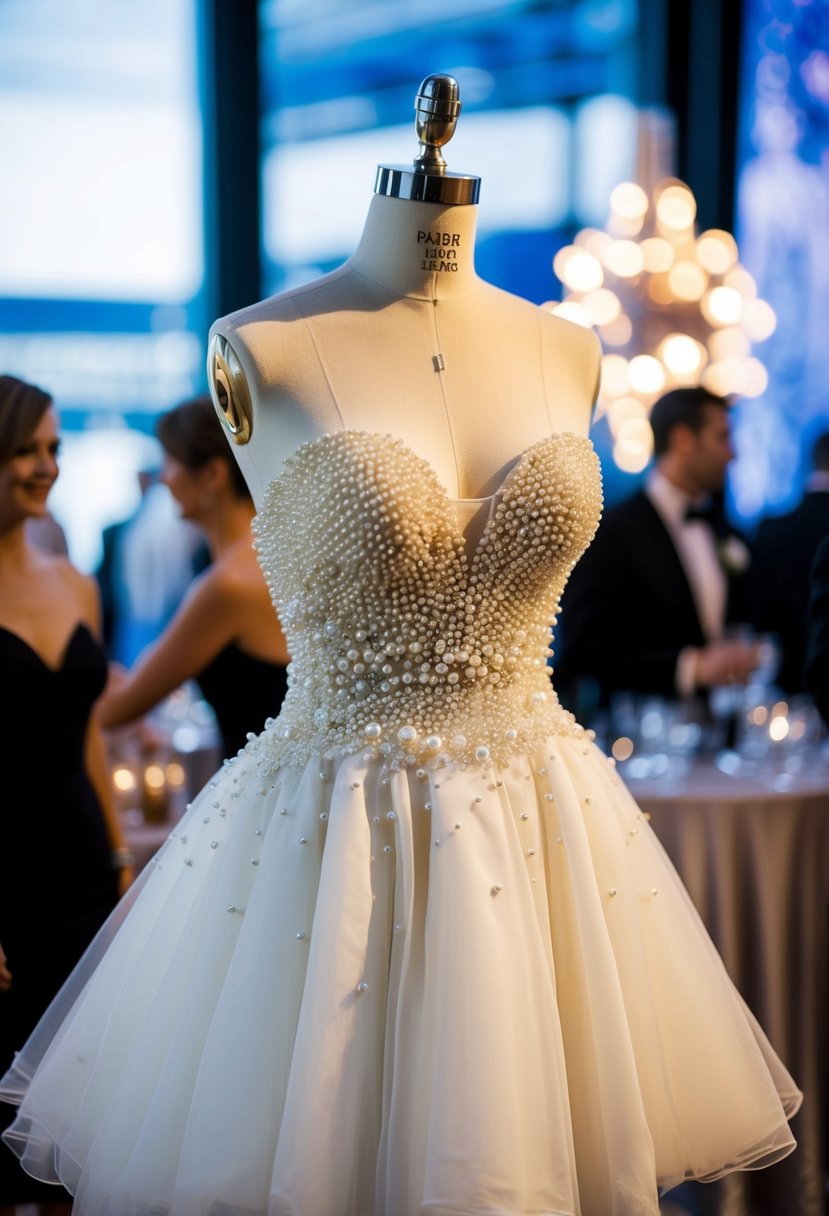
[645,469,728,693]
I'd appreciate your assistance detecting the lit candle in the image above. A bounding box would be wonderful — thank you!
[142,761,169,822]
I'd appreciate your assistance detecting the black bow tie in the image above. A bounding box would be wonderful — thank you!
[683,499,733,541]
[684,501,715,525]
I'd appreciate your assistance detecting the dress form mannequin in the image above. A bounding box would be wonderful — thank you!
[208,74,601,510]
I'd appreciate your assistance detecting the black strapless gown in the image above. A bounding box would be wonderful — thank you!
[195,643,288,758]
[0,623,119,1203]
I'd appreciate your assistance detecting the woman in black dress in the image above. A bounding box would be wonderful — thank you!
[0,376,130,1214]
[98,396,289,759]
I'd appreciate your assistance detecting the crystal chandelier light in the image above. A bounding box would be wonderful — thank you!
[546,177,776,473]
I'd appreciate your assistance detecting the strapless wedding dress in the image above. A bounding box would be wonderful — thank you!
[1,431,800,1216]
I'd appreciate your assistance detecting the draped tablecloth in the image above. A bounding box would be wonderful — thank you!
[634,764,829,1216]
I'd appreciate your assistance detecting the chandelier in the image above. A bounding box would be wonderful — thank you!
[546,177,776,473]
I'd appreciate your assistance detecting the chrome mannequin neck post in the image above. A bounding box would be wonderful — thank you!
[375,73,481,207]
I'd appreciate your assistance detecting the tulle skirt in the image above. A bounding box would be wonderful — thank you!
[0,734,800,1215]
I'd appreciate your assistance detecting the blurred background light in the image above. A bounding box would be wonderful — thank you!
[552,164,777,480]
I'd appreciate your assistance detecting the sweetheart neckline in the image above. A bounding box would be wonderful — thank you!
[0,621,92,674]
[257,428,597,568]
[265,428,593,507]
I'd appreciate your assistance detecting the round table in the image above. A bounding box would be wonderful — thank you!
[629,763,829,1216]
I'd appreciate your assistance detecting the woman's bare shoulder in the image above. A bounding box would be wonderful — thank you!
[209,543,269,603]
[26,554,101,629]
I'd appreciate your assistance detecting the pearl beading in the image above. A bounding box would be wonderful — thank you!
[251,429,602,771]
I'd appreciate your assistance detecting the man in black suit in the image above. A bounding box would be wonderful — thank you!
[555,387,761,715]
[752,431,829,693]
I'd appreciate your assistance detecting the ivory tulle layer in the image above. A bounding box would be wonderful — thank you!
[1,735,800,1216]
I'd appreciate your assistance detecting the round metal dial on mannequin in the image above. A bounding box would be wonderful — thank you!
[208,333,253,445]
[375,73,480,205]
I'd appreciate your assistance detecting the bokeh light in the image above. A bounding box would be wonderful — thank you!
[582,288,621,325]
[603,239,644,278]
[553,246,604,292]
[610,181,649,219]
[628,354,665,394]
[551,174,774,471]
[655,182,697,231]
[696,229,738,274]
[660,333,705,377]
[667,261,708,301]
[702,286,743,326]
[640,237,674,273]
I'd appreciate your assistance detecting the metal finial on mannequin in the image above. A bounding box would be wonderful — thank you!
[375,73,481,206]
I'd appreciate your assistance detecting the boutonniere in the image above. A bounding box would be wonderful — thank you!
[717,534,751,576]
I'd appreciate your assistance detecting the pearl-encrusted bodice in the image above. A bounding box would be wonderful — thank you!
[252,429,601,769]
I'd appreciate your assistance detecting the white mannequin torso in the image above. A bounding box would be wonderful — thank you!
[208,194,601,509]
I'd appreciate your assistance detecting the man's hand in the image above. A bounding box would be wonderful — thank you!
[694,639,763,688]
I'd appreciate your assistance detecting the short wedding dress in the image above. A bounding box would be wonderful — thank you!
[1,430,800,1216]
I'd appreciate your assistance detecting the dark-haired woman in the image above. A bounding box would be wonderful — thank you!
[0,376,127,1215]
[98,395,289,759]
